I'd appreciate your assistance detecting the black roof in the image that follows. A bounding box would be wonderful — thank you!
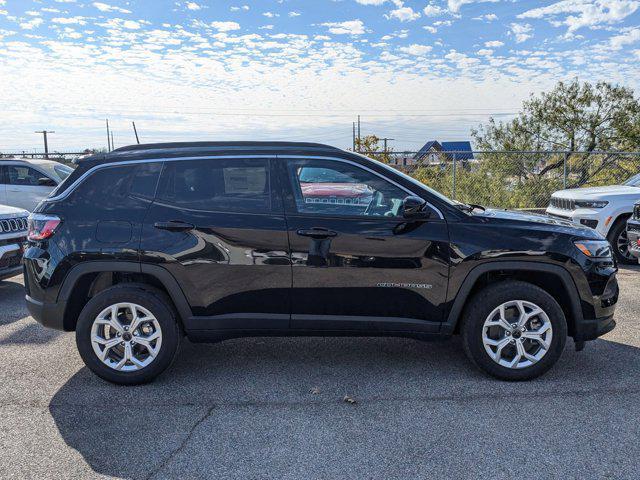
[78,141,345,167]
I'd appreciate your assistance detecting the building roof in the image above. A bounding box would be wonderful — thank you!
[414,140,474,161]
[441,141,474,160]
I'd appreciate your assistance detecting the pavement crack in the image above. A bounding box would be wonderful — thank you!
[142,404,217,480]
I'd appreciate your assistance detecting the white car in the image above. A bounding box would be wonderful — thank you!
[0,158,73,211]
[0,204,29,281]
[546,173,640,264]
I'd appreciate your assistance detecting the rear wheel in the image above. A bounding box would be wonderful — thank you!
[461,281,567,381]
[607,218,634,265]
[76,284,181,385]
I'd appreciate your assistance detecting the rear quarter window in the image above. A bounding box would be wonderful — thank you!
[65,163,162,213]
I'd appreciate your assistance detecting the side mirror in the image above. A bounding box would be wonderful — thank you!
[38,177,56,187]
[402,195,431,219]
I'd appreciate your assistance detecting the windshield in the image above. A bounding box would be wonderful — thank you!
[353,152,459,207]
[623,173,640,187]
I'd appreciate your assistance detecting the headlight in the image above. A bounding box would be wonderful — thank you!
[575,200,608,209]
[574,240,612,258]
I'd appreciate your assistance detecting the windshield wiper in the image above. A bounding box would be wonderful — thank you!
[455,203,486,212]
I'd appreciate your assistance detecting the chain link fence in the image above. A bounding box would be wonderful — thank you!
[382,151,640,210]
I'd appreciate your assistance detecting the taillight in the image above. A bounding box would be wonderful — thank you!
[28,214,61,241]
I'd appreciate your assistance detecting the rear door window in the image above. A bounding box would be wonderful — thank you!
[156,158,274,213]
[6,165,49,186]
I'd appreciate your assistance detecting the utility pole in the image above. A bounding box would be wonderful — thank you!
[132,121,140,144]
[381,137,395,154]
[352,122,356,151]
[106,119,111,151]
[35,130,54,158]
[357,115,361,144]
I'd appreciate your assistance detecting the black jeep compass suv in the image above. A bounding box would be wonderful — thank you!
[24,142,619,384]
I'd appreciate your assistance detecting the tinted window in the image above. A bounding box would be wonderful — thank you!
[72,163,161,206]
[286,159,407,217]
[157,158,272,213]
[7,165,49,186]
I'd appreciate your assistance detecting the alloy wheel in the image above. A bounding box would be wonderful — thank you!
[616,229,633,260]
[90,303,162,372]
[482,300,553,369]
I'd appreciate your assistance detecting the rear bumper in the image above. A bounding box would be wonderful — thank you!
[26,294,67,331]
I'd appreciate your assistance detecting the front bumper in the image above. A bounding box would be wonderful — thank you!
[0,242,24,281]
[573,315,616,341]
[545,205,609,236]
[627,220,640,260]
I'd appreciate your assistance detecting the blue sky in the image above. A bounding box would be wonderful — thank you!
[1,0,639,151]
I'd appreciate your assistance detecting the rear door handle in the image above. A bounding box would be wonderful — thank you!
[296,228,338,239]
[154,220,195,232]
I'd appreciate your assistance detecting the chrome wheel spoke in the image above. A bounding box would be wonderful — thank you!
[134,335,160,358]
[485,305,512,332]
[488,337,511,362]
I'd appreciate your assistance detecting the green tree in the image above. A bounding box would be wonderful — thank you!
[354,135,394,164]
[472,79,640,187]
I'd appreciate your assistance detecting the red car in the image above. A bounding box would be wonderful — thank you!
[299,167,373,208]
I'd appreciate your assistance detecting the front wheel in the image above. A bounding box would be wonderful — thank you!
[607,219,634,265]
[461,281,567,381]
[76,284,181,385]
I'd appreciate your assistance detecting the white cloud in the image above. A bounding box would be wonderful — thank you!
[386,6,421,21]
[423,25,437,33]
[398,43,433,55]
[93,2,132,14]
[477,48,493,56]
[186,2,201,10]
[447,0,501,13]
[355,0,387,4]
[609,27,640,48]
[423,4,445,16]
[210,21,241,31]
[509,23,533,43]
[19,18,44,30]
[288,11,301,17]
[518,0,640,33]
[51,17,88,25]
[263,12,279,18]
[321,20,365,35]
[473,13,498,21]
[485,40,504,47]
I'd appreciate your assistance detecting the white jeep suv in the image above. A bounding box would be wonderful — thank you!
[0,158,73,211]
[546,173,640,264]
[0,204,29,281]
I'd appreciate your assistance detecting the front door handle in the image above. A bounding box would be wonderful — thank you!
[296,228,338,239]
[154,220,195,232]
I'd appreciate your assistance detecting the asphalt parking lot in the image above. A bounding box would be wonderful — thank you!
[1,268,639,480]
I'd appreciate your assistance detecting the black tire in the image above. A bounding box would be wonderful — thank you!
[607,218,634,265]
[75,284,181,385]
[461,280,567,381]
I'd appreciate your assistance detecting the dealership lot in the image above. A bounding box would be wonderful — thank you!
[0,268,639,480]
